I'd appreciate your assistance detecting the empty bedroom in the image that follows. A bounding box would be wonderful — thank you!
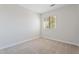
[0,4,79,54]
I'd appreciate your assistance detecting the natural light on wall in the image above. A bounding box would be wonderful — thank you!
[44,16,56,30]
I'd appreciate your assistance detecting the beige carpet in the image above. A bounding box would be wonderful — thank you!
[0,38,79,54]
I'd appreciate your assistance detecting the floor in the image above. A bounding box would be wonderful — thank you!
[0,38,79,54]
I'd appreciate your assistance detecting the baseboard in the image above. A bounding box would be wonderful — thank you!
[42,36,79,47]
[0,36,40,50]
[1,35,79,50]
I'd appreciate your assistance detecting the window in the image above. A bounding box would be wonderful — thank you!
[44,16,56,30]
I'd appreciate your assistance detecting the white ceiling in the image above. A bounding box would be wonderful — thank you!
[19,4,69,14]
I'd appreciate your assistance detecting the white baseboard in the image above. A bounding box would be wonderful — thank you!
[1,35,79,50]
[0,36,40,50]
[42,36,79,47]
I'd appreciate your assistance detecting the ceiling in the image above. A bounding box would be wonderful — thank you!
[19,4,69,14]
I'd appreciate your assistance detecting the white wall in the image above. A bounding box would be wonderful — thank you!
[41,5,79,45]
[75,5,79,44]
[0,5,40,49]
